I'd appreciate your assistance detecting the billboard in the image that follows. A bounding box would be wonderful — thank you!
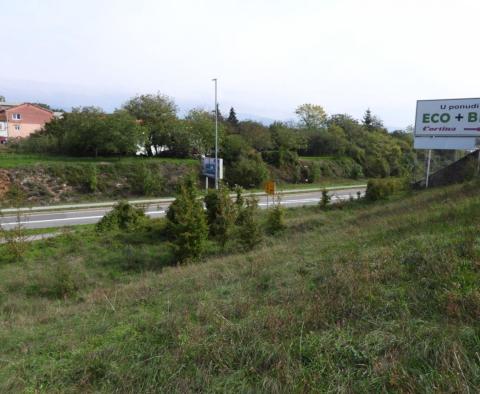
[202,157,223,179]
[414,98,480,150]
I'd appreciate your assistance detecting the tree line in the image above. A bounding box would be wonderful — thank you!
[14,93,417,187]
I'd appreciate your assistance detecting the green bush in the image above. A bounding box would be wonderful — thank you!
[96,201,146,232]
[204,186,236,248]
[301,157,363,181]
[0,188,28,262]
[225,154,269,188]
[87,164,98,192]
[365,178,405,201]
[26,260,86,299]
[18,108,143,157]
[131,164,164,196]
[236,195,263,250]
[265,202,286,234]
[166,176,208,262]
[319,189,331,209]
[262,149,299,168]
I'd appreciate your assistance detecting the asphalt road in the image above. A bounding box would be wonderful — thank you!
[0,188,365,230]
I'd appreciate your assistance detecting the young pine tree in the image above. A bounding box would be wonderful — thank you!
[234,185,245,219]
[204,185,236,248]
[363,108,373,131]
[166,176,208,262]
[237,195,263,250]
[319,189,331,210]
[227,107,239,128]
[266,198,286,235]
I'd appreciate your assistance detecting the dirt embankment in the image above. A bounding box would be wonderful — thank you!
[0,162,198,206]
[0,169,11,199]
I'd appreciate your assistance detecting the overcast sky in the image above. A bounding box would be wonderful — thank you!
[1,0,480,128]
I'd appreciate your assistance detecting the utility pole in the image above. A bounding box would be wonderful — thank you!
[212,78,219,189]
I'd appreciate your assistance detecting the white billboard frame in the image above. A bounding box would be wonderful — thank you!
[414,136,479,150]
[414,98,480,150]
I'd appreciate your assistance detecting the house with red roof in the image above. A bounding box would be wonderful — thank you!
[0,103,54,143]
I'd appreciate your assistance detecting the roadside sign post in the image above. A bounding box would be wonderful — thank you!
[264,180,276,208]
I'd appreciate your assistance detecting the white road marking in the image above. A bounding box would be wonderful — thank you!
[0,191,365,229]
[0,205,170,220]
[0,210,165,227]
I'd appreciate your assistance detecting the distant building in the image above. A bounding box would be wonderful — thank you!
[0,103,54,143]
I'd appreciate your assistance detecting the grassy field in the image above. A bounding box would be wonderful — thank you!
[1,183,480,392]
[0,152,197,168]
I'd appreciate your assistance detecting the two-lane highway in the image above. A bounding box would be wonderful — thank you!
[0,187,365,230]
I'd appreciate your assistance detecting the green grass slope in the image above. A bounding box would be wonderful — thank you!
[0,152,197,168]
[1,183,480,392]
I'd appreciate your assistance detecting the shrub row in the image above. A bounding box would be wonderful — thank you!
[366,178,407,201]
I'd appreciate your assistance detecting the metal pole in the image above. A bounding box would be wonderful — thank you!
[477,149,480,176]
[425,149,432,188]
[212,78,219,189]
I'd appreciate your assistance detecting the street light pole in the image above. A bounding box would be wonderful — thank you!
[212,78,219,189]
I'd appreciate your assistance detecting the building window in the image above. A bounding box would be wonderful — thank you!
[14,125,21,131]
[12,113,21,120]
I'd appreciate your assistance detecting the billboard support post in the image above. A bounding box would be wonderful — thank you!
[477,150,480,175]
[425,149,432,188]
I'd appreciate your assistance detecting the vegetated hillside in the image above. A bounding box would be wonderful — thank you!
[12,97,418,190]
[0,157,198,206]
[1,183,480,392]
[0,151,365,206]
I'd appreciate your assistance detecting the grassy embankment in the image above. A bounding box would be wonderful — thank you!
[1,182,479,392]
[0,152,196,168]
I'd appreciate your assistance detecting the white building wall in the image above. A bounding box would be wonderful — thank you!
[0,122,7,137]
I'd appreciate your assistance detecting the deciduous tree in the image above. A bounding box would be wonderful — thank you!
[295,103,328,129]
[123,93,178,156]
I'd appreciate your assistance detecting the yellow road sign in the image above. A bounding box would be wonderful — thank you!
[264,180,276,195]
